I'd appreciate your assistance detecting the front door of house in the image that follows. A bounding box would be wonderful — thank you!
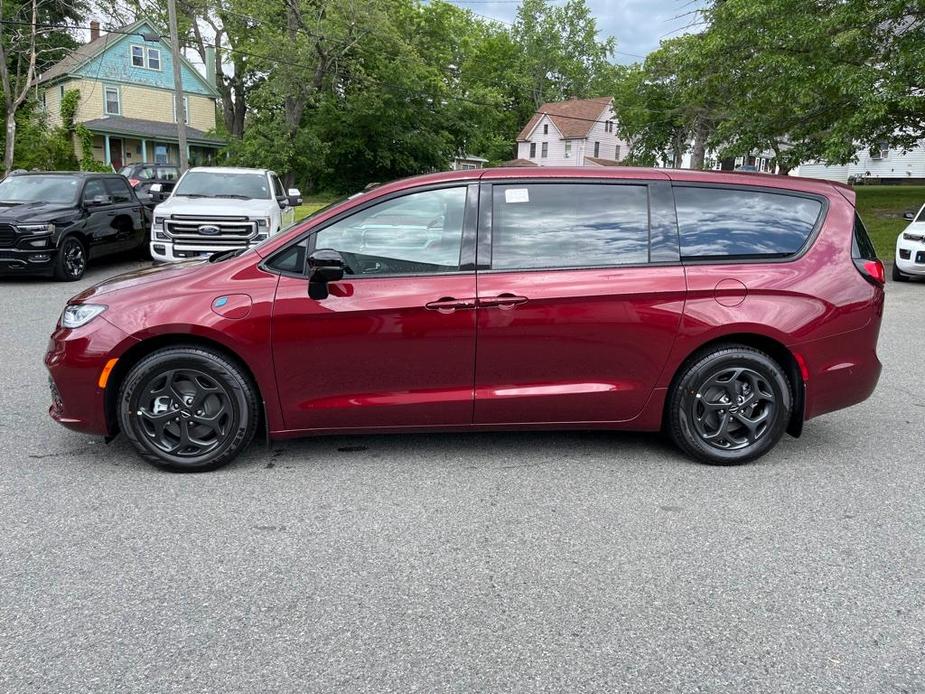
[109,138,124,170]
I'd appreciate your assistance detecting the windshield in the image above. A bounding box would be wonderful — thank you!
[172,171,270,199]
[916,205,925,223]
[0,175,80,204]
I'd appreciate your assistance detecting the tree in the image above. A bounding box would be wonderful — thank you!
[0,0,82,173]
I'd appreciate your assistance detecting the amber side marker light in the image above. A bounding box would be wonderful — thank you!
[98,358,118,389]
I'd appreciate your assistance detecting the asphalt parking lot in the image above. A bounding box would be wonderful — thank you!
[1,257,923,693]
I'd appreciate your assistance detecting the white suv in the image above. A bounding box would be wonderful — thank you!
[149,167,302,262]
[894,203,925,281]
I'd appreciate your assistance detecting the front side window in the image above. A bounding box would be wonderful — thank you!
[104,86,120,115]
[82,179,107,203]
[272,176,285,198]
[490,183,650,270]
[674,186,823,259]
[313,187,467,276]
[156,166,178,180]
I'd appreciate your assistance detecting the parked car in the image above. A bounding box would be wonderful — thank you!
[46,167,885,472]
[0,172,149,281]
[148,167,302,262]
[118,163,180,204]
[894,202,925,281]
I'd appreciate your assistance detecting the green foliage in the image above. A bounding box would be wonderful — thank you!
[60,89,80,131]
[10,104,78,171]
[75,124,109,172]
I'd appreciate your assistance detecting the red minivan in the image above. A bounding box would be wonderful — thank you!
[45,168,884,472]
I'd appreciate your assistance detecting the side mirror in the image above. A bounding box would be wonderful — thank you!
[87,194,113,207]
[307,249,345,300]
[149,183,166,202]
[288,188,303,207]
[904,210,916,221]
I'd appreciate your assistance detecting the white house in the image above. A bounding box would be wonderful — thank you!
[516,96,629,167]
[794,141,925,183]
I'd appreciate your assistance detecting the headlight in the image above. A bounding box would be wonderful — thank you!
[18,223,54,235]
[152,217,164,230]
[255,217,270,228]
[60,304,107,329]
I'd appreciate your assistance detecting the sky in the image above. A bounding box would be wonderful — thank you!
[447,0,707,63]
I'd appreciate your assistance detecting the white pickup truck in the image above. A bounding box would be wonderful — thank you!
[149,167,302,261]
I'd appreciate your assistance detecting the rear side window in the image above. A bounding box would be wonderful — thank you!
[491,183,649,270]
[104,177,132,203]
[852,213,878,260]
[674,187,823,259]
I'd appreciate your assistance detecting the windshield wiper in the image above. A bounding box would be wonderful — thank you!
[208,247,248,263]
[212,194,253,199]
[174,193,210,198]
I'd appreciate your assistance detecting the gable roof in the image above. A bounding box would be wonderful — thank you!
[517,96,613,142]
[37,18,219,97]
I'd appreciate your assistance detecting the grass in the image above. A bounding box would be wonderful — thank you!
[854,186,924,259]
[286,185,923,261]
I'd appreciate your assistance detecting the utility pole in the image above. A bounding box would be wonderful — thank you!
[167,0,189,172]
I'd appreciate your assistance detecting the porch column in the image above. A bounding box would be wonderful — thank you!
[103,134,111,166]
[141,139,147,162]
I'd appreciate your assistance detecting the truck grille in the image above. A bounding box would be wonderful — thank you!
[0,224,16,248]
[164,215,258,243]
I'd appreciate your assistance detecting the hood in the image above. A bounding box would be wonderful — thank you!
[71,259,208,302]
[0,200,78,224]
[155,196,276,218]
[903,220,925,235]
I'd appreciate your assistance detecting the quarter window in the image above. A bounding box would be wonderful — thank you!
[313,187,468,276]
[674,187,823,259]
[490,184,650,270]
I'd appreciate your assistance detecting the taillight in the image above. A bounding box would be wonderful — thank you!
[854,258,885,286]
[128,178,140,187]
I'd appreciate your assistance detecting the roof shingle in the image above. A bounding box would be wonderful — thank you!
[517,96,613,141]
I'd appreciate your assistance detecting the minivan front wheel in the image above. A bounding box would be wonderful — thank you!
[668,345,791,465]
[118,347,258,472]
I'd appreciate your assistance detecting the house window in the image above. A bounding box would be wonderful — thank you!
[564,141,572,158]
[604,120,614,133]
[59,85,65,99]
[543,124,548,135]
[541,142,548,158]
[529,142,536,158]
[130,44,161,70]
[171,96,190,124]
[147,47,161,70]
[870,143,889,160]
[615,144,621,161]
[594,141,600,157]
[154,144,168,164]
[104,86,120,115]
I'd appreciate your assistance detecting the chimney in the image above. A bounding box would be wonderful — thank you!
[90,20,100,41]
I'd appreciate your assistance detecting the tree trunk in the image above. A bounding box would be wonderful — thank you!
[777,162,792,176]
[3,112,16,174]
[690,119,707,170]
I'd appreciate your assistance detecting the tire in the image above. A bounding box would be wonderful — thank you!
[53,236,87,281]
[117,347,259,472]
[668,345,792,466]
[892,263,910,282]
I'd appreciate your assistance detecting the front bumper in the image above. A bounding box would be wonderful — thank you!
[895,236,925,276]
[0,247,56,275]
[150,240,258,263]
[45,316,138,436]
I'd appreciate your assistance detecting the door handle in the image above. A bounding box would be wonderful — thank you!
[480,293,529,309]
[425,297,476,313]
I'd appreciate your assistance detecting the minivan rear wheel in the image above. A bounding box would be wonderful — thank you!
[117,347,258,472]
[668,345,791,465]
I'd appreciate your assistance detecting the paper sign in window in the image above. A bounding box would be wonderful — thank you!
[504,188,529,204]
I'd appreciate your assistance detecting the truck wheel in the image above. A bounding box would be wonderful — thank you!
[892,263,909,282]
[117,346,259,472]
[53,236,87,281]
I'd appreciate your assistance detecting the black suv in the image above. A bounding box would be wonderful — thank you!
[118,163,180,204]
[0,172,149,281]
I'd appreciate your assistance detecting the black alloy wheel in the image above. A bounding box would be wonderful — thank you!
[668,345,791,465]
[54,236,86,281]
[118,347,258,472]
